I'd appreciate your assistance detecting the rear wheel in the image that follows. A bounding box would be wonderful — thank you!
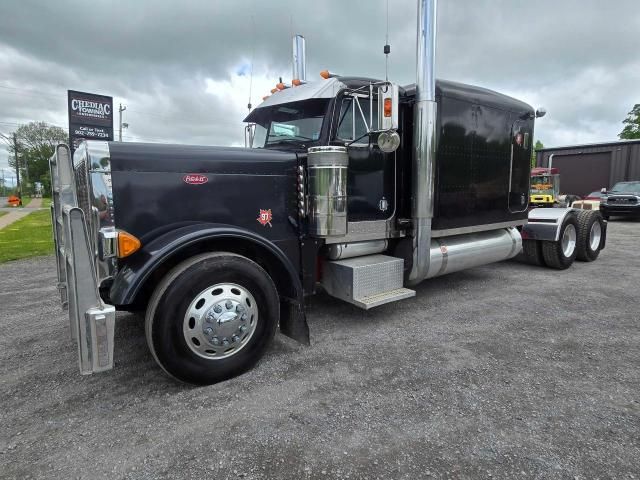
[576,210,604,261]
[541,215,578,269]
[145,252,279,385]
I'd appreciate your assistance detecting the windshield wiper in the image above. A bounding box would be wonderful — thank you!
[268,134,314,142]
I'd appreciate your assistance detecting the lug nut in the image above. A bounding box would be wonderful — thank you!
[236,304,244,313]
[240,325,248,333]
[225,300,233,310]
[232,335,240,343]
[213,305,222,314]
[212,337,220,345]
[222,338,230,346]
[241,314,247,322]
[204,327,213,335]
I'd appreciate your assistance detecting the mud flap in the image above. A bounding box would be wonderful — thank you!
[279,299,310,345]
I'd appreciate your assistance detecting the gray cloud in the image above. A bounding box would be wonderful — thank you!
[1,0,639,174]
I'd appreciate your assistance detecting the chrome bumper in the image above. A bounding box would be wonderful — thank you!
[50,144,116,374]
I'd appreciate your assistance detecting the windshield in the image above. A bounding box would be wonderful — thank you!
[249,99,329,149]
[610,182,640,194]
[530,175,555,195]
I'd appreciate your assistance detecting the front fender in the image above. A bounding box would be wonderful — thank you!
[109,223,310,344]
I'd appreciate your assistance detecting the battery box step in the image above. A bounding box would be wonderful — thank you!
[321,254,416,310]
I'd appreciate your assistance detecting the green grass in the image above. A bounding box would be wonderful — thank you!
[41,197,52,208]
[0,210,54,263]
[20,196,32,207]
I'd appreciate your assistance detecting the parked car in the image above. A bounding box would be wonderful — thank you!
[572,191,603,211]
[600,181,640,219]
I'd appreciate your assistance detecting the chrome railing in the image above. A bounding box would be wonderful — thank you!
[50,144,116,374]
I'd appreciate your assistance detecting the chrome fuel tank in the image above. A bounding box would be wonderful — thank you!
[425,227,522,279]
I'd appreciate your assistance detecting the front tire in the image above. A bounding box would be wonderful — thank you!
[145,252,279,385]
[576,210,604,262]
[541,214,578,269]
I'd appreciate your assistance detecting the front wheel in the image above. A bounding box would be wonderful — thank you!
[145,252,279,385]
[541,214,578,269]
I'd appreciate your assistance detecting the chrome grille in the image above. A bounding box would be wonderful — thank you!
[609,196,638,204]
[74,157,91,223]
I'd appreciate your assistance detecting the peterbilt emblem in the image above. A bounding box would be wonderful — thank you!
[257,209,273,227]
[183,174,208,185]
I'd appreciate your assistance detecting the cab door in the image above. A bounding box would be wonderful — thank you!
[334,92,396,222]
[508,119,532,212]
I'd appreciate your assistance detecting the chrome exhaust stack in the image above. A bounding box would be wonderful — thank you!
[407,0,438,286]
[292,34,307,82]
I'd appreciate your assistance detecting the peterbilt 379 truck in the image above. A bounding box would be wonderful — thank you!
[50,0,606,385]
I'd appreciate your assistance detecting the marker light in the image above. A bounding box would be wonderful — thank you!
[262,95,270,100]
[292,79,302,86]
[270,88,278,94]
[384,98,392,117]
[117,231,141,258]
[320,70,330,79]
[276,82,286,90]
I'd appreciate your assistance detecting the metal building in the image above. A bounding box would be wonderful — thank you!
[536,139,640,196]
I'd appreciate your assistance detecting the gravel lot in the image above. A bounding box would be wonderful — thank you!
[1,220,639,479]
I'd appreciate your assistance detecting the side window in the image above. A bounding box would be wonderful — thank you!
[336,94,378,143]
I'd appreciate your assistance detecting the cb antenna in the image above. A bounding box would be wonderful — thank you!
[384,0,390,81]
[247,14,255,111]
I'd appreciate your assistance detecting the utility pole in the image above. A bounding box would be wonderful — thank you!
[118,104,128,141]
[13,133,21,205]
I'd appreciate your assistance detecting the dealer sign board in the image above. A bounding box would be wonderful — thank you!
[67,90,114,156]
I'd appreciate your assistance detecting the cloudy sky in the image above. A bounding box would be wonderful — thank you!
[1,0,639,182]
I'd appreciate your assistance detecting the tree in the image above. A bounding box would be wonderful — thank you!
[7,122,67,196]
[619,104,640,139]
[532,140,544,168]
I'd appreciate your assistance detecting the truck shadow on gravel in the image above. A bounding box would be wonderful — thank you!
[104,267,494,389]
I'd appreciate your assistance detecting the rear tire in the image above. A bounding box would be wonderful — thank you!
[541,214,578,270]
[576,210,604,262]
[145,252,279,385]
[522,239,544,266]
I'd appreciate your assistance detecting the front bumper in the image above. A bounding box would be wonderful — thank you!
[50,144,116,374]
[600,204,640,217]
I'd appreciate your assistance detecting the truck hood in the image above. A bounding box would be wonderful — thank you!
[107,142,298,175]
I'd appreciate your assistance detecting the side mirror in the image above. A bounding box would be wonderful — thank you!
[535,107,547,118]
[601,187,607,194]
[377,131,400,153]
[377,83,399,131]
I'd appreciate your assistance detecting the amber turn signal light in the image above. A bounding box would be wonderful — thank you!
[117,231,141,258]
[320,70,330,79]
[292,79,302,86]
[384,98,392,117]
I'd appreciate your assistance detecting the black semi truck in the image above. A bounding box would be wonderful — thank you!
[50,0,606,385]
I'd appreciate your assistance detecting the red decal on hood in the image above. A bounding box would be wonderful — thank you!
[257,209,273,227]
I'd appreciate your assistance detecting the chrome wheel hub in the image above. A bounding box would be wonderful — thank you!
[561,224,577,257]
[183,283,258,359]
[589,221,602,251]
